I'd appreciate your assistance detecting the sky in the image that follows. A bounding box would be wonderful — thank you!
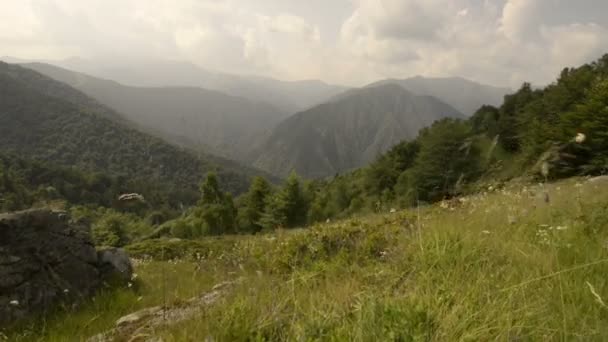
[2,0,608,88]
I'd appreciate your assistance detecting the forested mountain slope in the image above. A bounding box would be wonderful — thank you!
[0,62,275,202]
[253,84,463,178]
[20,62,287,161]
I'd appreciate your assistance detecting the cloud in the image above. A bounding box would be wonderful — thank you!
[1,0,608,87]
[339,0,608,87]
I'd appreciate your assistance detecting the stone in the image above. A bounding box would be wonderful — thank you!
[0,209,133,325]
[116,306,162,327]
[98,247,133,282]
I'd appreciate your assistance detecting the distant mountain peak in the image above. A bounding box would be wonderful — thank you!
[252,82,463,179]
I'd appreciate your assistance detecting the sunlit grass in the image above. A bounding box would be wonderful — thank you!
[4,177,608,341]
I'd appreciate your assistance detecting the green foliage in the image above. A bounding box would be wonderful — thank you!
[237,176,272,233]
[260,171,308,229]
[90,209,152,247]
[365,140,420,196]
[559,78,608,172]
[0,62,270,210]
[402,119,480,202]
[195,172,237,235]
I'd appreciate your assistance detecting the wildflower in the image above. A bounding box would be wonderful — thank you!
[131,273,138,280]
[379,251,388,258]
[9,300,19,306]
[127,282,133,288]
[555,225,568,231]
[482,230,491,235]
[575,133,586,144]
[63,289,69,294]
[389,208,397,213]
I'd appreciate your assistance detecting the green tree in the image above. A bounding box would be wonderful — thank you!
[559,78,608,172]
[401,119,480,202]
[237,176,272,233]
[260,171,308,229]
[196,172,236,235]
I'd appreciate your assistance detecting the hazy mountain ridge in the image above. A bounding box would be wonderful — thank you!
[20,62,293,161]
[0,62,277,196]
[252,83,464,178]
[9,57,348,114]
[369,76,511,116]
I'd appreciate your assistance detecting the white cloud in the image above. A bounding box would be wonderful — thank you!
[1,0,608,88]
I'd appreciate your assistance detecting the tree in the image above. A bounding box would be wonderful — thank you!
[196,172,236,235]
[365,140,419,195]
[260,171,308,229]
[237,176,272,233]
[401,119,480,202]
[559,78,608,173]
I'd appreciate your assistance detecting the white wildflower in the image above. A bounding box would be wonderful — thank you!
[127,282,133,288]
[575,133,586,144]
[482,230,491,235]
[131,273,138,280]
[556,226,568,231]
[389,208,397,213]
[63,289,69,294]
[9,300,19,306]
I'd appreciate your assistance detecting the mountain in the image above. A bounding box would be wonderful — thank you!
[21,62,287,161]
[369,76,511,116]
[15,57,348,113]
[0,62,276,202]
[252,84,464,179]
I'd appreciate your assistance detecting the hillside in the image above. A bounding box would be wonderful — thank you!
[20,62,288,161]
[0,62,275,201]
[252,84,464,178]
[369,76,511,116]
[9,177,608,340]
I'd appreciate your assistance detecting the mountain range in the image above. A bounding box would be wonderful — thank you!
[4,57,347,114]
[3,57,511,179]
[0,61,276,199]
[21,62,287,161]
[252,84,464,178]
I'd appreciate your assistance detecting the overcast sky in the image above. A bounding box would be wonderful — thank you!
[2,0,608,87]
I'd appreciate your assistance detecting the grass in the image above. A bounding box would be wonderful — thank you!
[4,177,608,341]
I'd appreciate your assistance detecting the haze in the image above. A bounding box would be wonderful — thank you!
[2,0,608,88]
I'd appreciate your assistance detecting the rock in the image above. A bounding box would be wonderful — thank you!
[87,281,236,342]
[98,247,133,282]
[116,306,162,327]
[0,209,133,325]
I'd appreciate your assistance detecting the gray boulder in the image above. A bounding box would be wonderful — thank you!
[97,247,133,282]
[0,209,133,325]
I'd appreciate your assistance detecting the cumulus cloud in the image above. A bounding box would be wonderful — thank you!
[1,0,608,87]
[339,0,608,87]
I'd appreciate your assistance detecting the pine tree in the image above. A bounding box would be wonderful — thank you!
[560,78,608,172]
[196,172,236,235]
[404,119,480,202]
[238,176,272,233]
[260,171,307,229]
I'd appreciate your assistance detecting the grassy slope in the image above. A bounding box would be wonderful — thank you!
[5,177,608,341]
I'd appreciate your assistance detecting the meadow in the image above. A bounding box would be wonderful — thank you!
[5,176,608,341]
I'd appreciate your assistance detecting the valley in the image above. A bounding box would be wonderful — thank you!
[1,34,608,341]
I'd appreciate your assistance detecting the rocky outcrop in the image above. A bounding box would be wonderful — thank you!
[87,280,238,342]
[0,209,133,325]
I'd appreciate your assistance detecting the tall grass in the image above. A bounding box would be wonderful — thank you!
[4,177,608,341]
